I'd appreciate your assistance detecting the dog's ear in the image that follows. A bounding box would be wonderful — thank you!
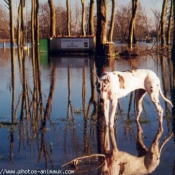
[118,74,125,89]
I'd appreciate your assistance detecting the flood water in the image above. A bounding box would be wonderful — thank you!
[0,43,174,175]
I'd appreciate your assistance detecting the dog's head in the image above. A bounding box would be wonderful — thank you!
[96,73,111,104]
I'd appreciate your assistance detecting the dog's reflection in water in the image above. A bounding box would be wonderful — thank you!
[100,121,172,175]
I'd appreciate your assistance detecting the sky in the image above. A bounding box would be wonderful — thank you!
[0,0,163,19]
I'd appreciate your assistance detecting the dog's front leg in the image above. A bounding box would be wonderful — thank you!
[104,99,110,126]
[109,99,118,127]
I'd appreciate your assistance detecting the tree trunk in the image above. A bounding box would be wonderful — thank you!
[129,0,138,49]
[48,0,56,37]
[8,0,15,46]
[81,0,86,36]
[17,0,25,46]
[66,0,71,36]
[171,0,175,57]
[17,3,22,46]
[108,0,116,42]
[89,0,95,36]
[96,0,107,56]
[31,0,35,45]
[167,0,173,45]
[160,0,168,47]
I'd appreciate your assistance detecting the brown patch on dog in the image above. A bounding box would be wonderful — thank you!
[118,74,125,89]
[119,162,127,174]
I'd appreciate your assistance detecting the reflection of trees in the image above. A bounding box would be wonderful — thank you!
[10,46,57,168]
[160,54,173,134]
[10,46,16,163]
[63,62,98,158]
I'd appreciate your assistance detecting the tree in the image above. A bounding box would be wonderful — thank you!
[0,6,9,39]
[56,6,67,35]
[66,0,71,36]
[96,0,107,56]
[31,0,39,46]
[17,0,25,46]
[39,3,50,38]
[81,0,86,36]
[4,0,15,46]
[171,0,175,56]
[89,0,95,36]
[167,0,173,45]
[160,0,168,47]
[114,4,131,41]
[108,0,116,42]
[129,0,138,49]
[48,0,56,37]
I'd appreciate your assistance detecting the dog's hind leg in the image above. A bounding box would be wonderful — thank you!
[136,89,147,121]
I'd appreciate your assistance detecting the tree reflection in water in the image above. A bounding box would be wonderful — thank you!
[0,46,174,173]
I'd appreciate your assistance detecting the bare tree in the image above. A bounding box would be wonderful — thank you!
[108,0,116,42]
[96,0,107,56]
[167,0,173,45]
[171,0,175,56]
[17,0,26,46]
[114,4,131,41]
[81,0,86,36]
[56,6,68,35]
[129,0,138,49]
[4,0,15,46]
[0,6,9,39]
[160,0,168,47]
[31,0,39,46]
[66,0,71,36]
[48,0,56,37]
[39,3,50,38]
[89,0,95,36]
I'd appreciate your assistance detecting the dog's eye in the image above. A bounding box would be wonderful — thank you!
[103,84,108,91]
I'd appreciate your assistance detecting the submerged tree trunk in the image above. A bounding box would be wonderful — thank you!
[96,0,107,56]
[129,0,138,49]
[108,0,116,42]
[48,0,56,37]
[66,0,71,36]
[160,0,168,47]
[81,0,86,36]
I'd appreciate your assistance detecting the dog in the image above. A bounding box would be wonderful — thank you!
[96,69,173,127]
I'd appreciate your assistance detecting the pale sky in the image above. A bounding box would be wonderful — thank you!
[0,0,163,19]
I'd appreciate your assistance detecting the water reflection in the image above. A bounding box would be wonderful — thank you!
[100,122,172,175]
[0,46,174,173]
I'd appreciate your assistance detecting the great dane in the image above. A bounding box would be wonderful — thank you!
[96,69,173,127]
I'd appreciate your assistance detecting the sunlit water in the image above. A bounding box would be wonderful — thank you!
[0,44,174,175]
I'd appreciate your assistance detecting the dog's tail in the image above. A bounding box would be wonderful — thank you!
[159,88,173,107]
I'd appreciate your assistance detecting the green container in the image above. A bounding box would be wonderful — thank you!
[40,38,48,53]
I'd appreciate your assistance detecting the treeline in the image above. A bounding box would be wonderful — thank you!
[0,0,174,55]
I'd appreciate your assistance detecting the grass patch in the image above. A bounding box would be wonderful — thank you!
[0,121,18,127]
[74,108,83,115]
[139,117,150,124]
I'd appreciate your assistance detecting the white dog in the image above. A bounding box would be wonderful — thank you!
[96,69,173,127]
